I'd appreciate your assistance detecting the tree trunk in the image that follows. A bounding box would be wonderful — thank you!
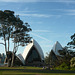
[3,34,7,53]
[8,59,11,67]
[4,39,7,53]
[4,51,13,67]
[4,57,11,67]
[11,52,15,67]
[8,38,9,51]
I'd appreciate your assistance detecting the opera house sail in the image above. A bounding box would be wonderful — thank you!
[52,41,63,56]
[17,39,44,66]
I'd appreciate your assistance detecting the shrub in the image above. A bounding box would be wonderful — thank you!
[55,62,70,70]
[70,57,75,68]
[70,67,75,70]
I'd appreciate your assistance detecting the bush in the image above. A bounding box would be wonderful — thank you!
[55,62,70,70]
[70,67,75,70]
[70,57,75,68]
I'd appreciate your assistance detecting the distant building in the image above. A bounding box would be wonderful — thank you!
[17,39,44,66]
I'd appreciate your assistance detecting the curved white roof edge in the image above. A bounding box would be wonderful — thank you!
[17,54,25,65]
[22,39,44,61]
[33,39,44,60]
[52,41,63,56]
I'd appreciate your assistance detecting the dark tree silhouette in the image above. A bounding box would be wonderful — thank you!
[67,33,75,49]
[0,10,32,67]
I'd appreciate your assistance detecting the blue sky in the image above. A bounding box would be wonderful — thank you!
[0,0,75,56]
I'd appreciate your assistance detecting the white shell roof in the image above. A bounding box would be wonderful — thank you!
[17,39,44,65]
[22,39,44,61]
[52,41,63,56]
[17,54,25,65]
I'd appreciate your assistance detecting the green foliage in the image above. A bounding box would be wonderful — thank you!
[44,53,50,64]
[55,62,70,70]
[0,10,32,53]
[70,67,75,70]
[0,10,32,67]
[67,33,75,49]
[70,57,75,68]
[45,50,58,66]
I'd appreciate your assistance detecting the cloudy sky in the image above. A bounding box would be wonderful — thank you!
[0,0,75,56]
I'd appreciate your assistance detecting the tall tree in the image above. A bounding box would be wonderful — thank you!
[0,10,32,67]
[67,33,75,49]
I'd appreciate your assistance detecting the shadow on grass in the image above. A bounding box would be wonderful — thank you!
[0,69,75,74]
[3,74,35,75]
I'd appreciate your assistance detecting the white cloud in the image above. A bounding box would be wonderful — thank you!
[16,9,75,18]
[0,0,75,3]
[56,9,75,12]
[62,9,75,15]
[40,40,53,48]
[19,7,37,13]
[19,10,34,13]
[17,13,51,18]
[15,7,37,13]
[31,32,51,42]
[43,45,52,48]
[16,12,61,18]
[29,21,43,25]
[65,9,75,12]
[48,0,75,3]
[67,13,75,15]
[49,9,75,16]
[0,0,39,2]
[32,30,51,32]
[64,9,75,15]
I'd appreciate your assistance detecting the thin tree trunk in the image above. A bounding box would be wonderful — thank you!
[4,39,7,52]
[8,28,10,52]
[14,43,18,53]
[11,52,14,67]
[3,34,7,53]
[4,52,12,67]
[11,43,16,67]
[8,59,11,67]
[8,38,9,51]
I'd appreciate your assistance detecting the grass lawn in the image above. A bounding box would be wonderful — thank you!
[0,66,75,75]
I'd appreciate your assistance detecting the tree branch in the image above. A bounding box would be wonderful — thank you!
[13,43,22,54]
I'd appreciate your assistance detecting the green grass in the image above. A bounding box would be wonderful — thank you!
[0,66,75,75]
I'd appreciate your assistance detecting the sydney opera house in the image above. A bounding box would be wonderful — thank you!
[17,39,44,66]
